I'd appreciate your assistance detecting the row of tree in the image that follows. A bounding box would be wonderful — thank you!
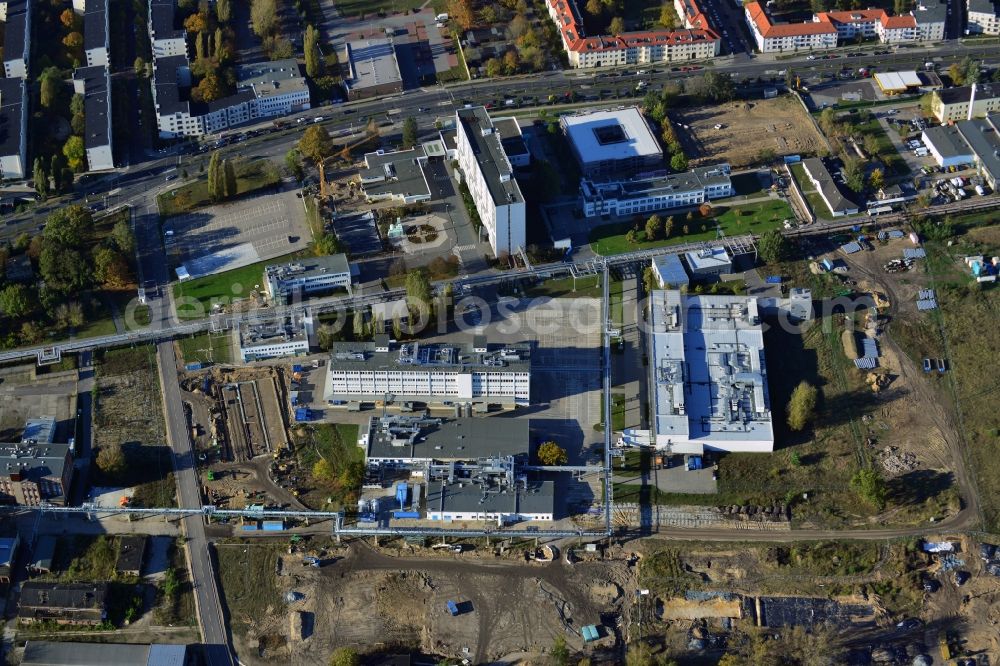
[177,0,237,103]
[207,152,239,202]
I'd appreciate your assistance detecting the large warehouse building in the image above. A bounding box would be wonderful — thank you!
[324,340,531,407]
[647,289,774,453]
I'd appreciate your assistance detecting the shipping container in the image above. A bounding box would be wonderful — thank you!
[262,520,285,531]
[241,523,260,531]
[185,362,202,371]
[446,600,459,616]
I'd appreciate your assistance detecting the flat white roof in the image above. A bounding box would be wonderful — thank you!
[648,290,774,452]
[561,107,662,164]
[685,246,731,271]
[874,70,921,91]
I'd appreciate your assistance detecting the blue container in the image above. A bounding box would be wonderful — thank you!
[294,407,311,422]
[262,520,285,531]
[446,600,459,616]
[241,523,259,531]
[392,511,420,519]
[395,482,409,507]
[292,364,303,372]
[185,362,202,371]
[765,275,782,284]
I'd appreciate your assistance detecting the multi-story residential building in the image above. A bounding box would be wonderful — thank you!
[148,0,186,57]
[18,583,108,626]
[0,441,73,506]
[560,107,664,180]
[548,0,719,68]
[263,255,352,303]
[746,2,923,51]
[324,340,531,408]
[73,67,114,171]
[0,78,28,180]
[930,82,1000,122]
[876,14,921,42]
[579,164,734,218]
[454,107,525,257]
[968,0,1000,34]
[152,57,311,138]
[911,0,946,40]
[745,2,838,52]
[647,289,774,453]
[82,0,109,67]
[237,313,313,362]
[2,0,31,79]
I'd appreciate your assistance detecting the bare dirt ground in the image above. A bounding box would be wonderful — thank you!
[224,540,638,666]
[835,238,971,527]
[674,96,826,168]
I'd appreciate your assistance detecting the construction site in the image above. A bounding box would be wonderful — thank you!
[179,364,299,513]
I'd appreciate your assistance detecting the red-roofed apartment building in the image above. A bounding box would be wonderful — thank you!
[745,2,920,53]
[547,0,719,68]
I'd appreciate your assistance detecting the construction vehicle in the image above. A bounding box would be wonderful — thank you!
[303,556,322,568]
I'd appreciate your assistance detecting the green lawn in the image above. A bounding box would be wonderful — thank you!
[589,198,792,256]
[596,393,627,431]
[790,162,835,219]
[525,274,602,298]
[176,331,233,366]
[856,119,909,176]
[157,159,281,217]
[331,0,423,16]
[172,251,304,319]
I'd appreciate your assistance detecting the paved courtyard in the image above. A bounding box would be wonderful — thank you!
[166,189,310,278]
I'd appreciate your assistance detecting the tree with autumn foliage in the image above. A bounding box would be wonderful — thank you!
[448,0,475,30]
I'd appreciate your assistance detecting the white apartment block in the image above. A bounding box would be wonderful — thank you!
[83,0,110,67]
[968,0,1000,34]
[324,341,531,407]
[73,67,114,172]
[548,0,719,69]
[746,2,924,51]
[2,0,31,79]
[931,83,1000,122]
[148,0,186,57]
[579,164,734,219]
[454,107,525,257]
[745,2,837,52]
[0,78,28,179]
[911,0,946,40]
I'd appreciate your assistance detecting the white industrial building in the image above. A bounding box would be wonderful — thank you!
[324,340,531,407]
[560,107,664,179]
[651,254,690,289]
[454,106,526,258]
[425,480,554,522]
[579,164,733,218]
[646,289,774,453]
[237,313,313,362]
[921,124,976,168]
[263,255,352,303]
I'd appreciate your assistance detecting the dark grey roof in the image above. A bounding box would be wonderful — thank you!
[149,0,183,41]
[456,106,524,206]
[0,78,26,159]
[923,124,974,158]
[19,582,107,613]
[22,642,187,666]
[153,55,190,115]
[913,0,947,22]
[74,66,111,150]
[936,85,974,105]
[200,89,255,113]
[426,479,554,516]
[365,416,529,461]
[0,443,70,483]
[3,0,29,67]
[83,0,108,52]
[328,340,530,374]
[802,157,857,214]
[969,0,998,13]
[957,116,1000,181]
[115,535,146,574]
